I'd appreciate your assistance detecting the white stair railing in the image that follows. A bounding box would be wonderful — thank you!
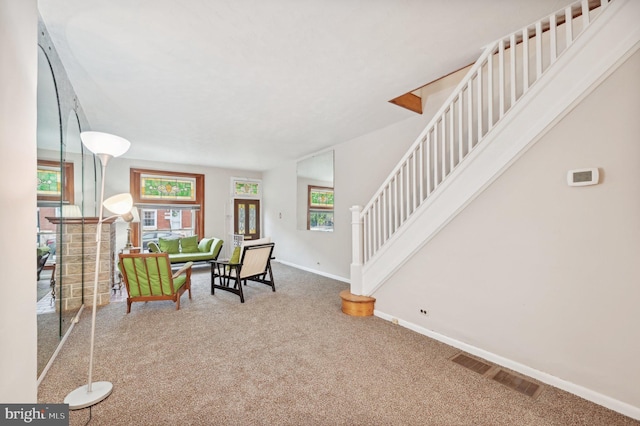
[352,0,612,273]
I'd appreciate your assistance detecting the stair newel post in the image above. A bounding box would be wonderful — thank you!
[350,205,364,295]
[341,204,374,316]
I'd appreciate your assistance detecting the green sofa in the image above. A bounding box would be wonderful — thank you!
[148,236,223,265]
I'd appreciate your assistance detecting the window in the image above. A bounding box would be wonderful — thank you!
[130,168,205,248]
[168,209,182,230]
[37,159,74,204]
[142,209,157,230]
[308,186,334,232]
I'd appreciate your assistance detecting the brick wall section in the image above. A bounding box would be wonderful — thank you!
[55,221,114,312]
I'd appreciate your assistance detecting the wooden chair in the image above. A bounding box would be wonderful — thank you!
[210,243,275,303]
[119,252,193,313]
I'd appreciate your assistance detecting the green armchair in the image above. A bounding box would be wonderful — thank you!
[118,252,193,313]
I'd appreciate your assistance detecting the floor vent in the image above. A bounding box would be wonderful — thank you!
[450,353,543,398]
[492,369,542,398]
[450,353,492,375]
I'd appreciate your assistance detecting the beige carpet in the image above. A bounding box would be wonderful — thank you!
[38,263,637,425]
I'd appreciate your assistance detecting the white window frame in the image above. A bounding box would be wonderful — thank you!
[142,209,157,230]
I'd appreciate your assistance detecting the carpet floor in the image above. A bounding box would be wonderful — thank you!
[37,263,637,425]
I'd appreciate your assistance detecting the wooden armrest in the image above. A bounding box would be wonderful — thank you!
[172,261,193,279]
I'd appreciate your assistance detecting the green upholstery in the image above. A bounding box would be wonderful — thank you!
[159,237,180,254]
[180,235,199,253]
[230,246,241,264]
[118,252,193,313]
[146,236,223,264]
[120,256,185,297]
[198,237,214,253]
[162,237,223,264]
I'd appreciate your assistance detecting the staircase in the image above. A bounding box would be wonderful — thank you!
[350,0,639,296]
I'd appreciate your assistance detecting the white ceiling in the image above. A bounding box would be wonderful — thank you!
[38,0,572,172]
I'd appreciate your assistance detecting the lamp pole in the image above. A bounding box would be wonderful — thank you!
[65,132,131,410]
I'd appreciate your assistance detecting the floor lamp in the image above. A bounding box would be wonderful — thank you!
[65,131,133,410]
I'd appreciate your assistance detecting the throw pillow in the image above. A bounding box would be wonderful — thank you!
[229,246,241,264]
[158,237,180,254]
[147,242,160,253]
[198,237,214,253]
[180,236,199,253]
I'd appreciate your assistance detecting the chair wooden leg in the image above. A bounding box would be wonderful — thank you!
[127,299,132,314]
[175,294,180,310]
[238,283,245,303]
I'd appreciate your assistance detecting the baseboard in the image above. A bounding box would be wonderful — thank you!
[374,310,640,421]
[273,259,350,284]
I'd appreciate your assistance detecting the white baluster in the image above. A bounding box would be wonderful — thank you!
[536,21,542,79]
[434,119,439,187]
[458,94,463,163]
[498,39,505,118]
[488,49,494,129]
[565,6,573,46]
[439,114,445,179]
[477,66,483,141]
[467,80,473,152]
[405,159,411,216]
[419,138,424,203]
[582,0,590,26]
[363,211,369,263]
[510,34,516,107]
[398,168,404,225]
[375,198,380,251]
[523,28,529,92]
[387,182,393,237]
[383,186,388,240]
[426,132,432,197]
[449,106,454,171]
[550,13,557,63]
[394,174,399,230]
[412,151,417,211]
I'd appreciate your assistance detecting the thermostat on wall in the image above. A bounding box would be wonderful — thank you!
[567,168,599,186]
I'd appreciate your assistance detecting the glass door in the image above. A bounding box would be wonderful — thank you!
[234,199,260,241]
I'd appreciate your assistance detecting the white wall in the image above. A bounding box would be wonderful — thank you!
[0,0,38,402]
[374,50,640,411]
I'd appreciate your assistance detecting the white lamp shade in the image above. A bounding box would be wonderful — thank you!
[81,131,131,158]
[130,206,141,223]
[103,193,133,216]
